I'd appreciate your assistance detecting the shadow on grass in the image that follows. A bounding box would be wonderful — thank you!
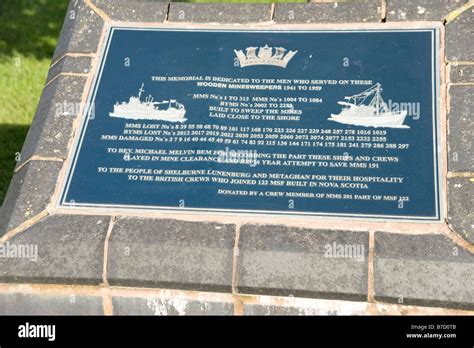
[0,0,68,60]
[0,124,30,206]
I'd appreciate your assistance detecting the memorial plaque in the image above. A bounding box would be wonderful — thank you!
[59,25,442,221]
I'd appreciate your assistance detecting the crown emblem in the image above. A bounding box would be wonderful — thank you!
[234,45,298,68]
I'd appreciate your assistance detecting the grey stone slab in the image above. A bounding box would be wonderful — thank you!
[236,225,369,301]
[53,0,105,61]
[46,56,93,84]
[15,75,88,169]
[0,215,109,285]
[107,218,235,292]
[446,7,474,61]
[0,293,103,315]
[112,296,233,315]
[448,85,474,172]
[374,232,474,309]
[450,64,474,83]
[0,161,62,235]
[92,0,168,22]
[386,0,464,21]
[169,3,271,23]
[274,2,381,23]
[448,177,474,244]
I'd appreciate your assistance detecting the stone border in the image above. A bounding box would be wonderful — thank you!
[0,282,473,316]
[1,0,473,314]
[51,21,448,229]
[384,0,474,246]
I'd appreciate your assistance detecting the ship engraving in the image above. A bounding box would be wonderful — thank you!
[328,83,409,128]
[109,83,187,122]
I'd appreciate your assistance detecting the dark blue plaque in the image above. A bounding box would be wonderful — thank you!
[59,26,442,221]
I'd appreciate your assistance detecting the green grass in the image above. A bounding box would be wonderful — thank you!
[0,0,68,204]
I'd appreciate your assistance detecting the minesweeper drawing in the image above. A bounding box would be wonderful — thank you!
[109,83,187,122]
[328,83,408,128]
